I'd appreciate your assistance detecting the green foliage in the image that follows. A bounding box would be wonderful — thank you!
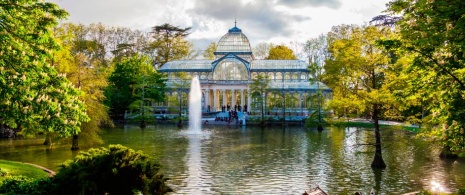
[250,74,270,122]
[129,71,167,119]
[150,23,192,68]
[53,23,116,147]
[266,45,297,60]
[203,42,217,60]
[50,144,172,195]
[0,0,89,137]
[0,168,7,177]
[386,0,465,156]
[106,54,166,119]
[0,160,49,183]
[0,176,51,195]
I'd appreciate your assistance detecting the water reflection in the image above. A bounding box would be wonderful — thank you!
[178,133,211,194]
[0,125,464,194]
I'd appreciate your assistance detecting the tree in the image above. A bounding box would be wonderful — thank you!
[106,54,165,119]
[170,72,190,127]
[202,42,217,60]
[386,0,465,157]
[128,68,166,128]
[304,34,329,130]
[325,25,396,168]
[250,74,270,125]
[0,1,89,138]
[149,23,192,68]
[253,42,274,60]
[53,23,114,149]
[266,45,298,60]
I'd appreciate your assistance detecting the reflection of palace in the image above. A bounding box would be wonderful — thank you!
[158,25,331,115]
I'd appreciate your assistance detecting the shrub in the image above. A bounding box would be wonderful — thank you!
[0,168,7,176]
[0,176,51,195]
[49,144,172,195]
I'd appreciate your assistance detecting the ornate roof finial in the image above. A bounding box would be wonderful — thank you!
[234,14,237,27]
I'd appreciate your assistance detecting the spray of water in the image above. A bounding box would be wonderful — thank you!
[188,76,202,133]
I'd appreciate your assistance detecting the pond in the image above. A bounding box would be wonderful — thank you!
[1,124,465,194]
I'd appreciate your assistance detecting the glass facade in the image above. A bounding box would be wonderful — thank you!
[213,59,248,80]
[216,32,252,53]
[251,60,309,71]
[159,60,212,72]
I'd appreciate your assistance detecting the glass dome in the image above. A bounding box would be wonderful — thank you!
[215,26,252,53]
[213,58,248,80]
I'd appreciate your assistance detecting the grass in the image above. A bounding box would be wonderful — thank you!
[0,160,49,184]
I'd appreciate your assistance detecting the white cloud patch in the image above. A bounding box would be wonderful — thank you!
[47,0,390,50]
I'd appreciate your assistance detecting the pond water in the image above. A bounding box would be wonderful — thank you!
[1,124,465,194]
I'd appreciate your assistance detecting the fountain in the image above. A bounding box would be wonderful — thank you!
[188,76,202,134]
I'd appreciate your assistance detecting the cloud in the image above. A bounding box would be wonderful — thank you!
[187,0,312,40]
[277,0,342,9]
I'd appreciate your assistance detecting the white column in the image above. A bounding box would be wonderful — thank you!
[231,89,235,109]
[213,89,217,112]
[204,89,209,112]
[222,89,226,108]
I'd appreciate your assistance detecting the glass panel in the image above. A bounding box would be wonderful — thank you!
[250,60,309,70]
[160,60,212,70]
[213,59,248,80]
[216,32,252,53]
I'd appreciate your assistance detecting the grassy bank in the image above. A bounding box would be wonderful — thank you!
[0,160,49,184]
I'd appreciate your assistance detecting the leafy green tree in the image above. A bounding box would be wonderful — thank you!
[53,23,114,149]
[266,45,297,60]
[0,1,89,138]
[386,0,465,157]
[170,72,190,127]
[202,42,217,60]
[106,54,165,119]
[149,23,192,68]
[128,69,166,128]
[325,25,396,168]
[250,74,270,125]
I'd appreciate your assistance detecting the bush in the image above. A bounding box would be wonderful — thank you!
[49,144,172,195]
[0,176,51,195]
[0,168,7,177]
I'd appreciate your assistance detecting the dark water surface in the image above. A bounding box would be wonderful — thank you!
[1,124,465,194]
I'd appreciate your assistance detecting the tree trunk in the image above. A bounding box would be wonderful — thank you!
[140,120,147,129]
[439,145,458,159]
[43,133,52,146]
[71,134,79,150]
[371,104,386,169]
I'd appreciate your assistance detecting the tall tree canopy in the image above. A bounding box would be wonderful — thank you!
[105,54,166,119]
[387,0,465,157]
[149,23,192,68]
[53,23,115,149]
[266,45,297,60]
[0,0,88,137]
[202,42,217,60]
[325,25,396,168]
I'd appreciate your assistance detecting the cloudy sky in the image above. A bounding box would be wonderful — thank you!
[48,0,391,50]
